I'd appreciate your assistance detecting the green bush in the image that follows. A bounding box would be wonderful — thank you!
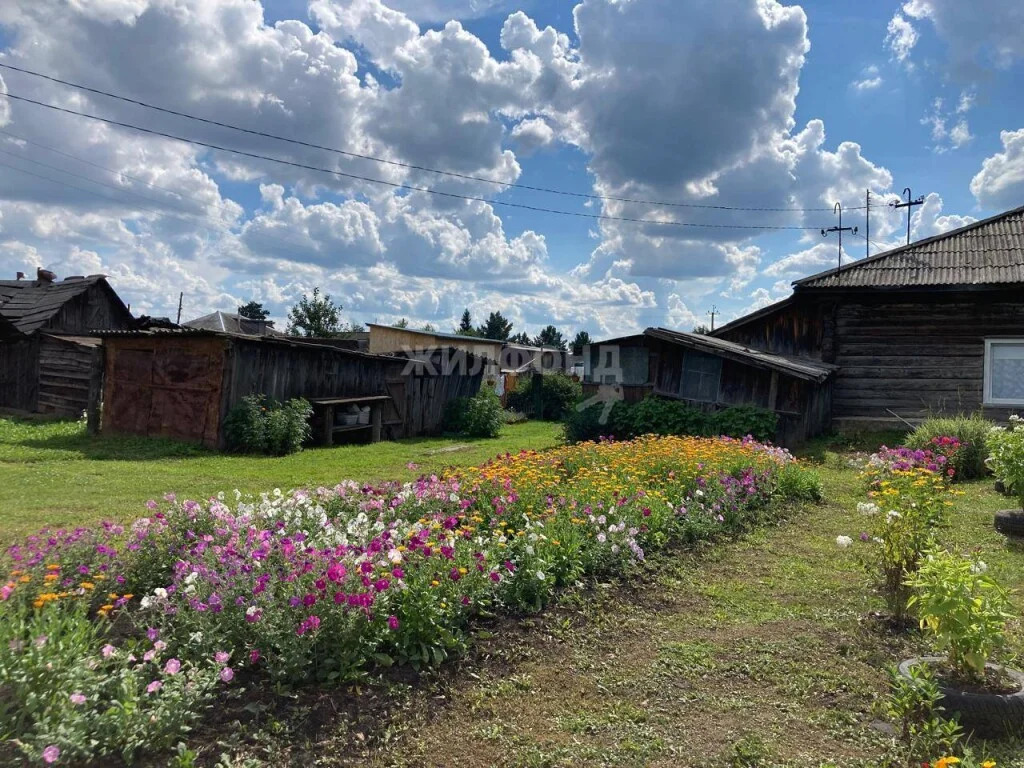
[563,396,778,444]
[904,414,993,480]
[507,373,582,421]
[443,386,504,438]
[223,395,312,455]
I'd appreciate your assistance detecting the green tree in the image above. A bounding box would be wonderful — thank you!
[692,324,711,335]
[394,318,410,329]
[237,300,269,320]
[570,330,593,355]
[286,288,342,337]
[456,308,477,336]
[423,323,436,332]
[532,324,566,350]
[508,331,531,344]
[477,311,513,341]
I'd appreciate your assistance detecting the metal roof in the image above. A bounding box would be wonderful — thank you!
[367,323,504,346]
[184,310,286,337]
[643,327,835,382]
[0,275,130,335]
[796,204,1024,289]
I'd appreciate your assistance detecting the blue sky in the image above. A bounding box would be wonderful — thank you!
[0,0,1022,338]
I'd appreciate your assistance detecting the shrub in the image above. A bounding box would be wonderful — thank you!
[882,664,963,762]
[507,373,582,421]
[985,414,1024,509]
[563,396,778,445]
[502,409,528,425]
[443,386,503,438]
[907,548,1014,683]
[223,395,312,455]
[775,461,823,502]
[904,415,993,480]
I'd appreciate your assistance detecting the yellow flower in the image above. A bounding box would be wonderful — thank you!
[80,582,95,590]
[935,758,961,768]
[981,762,996,768]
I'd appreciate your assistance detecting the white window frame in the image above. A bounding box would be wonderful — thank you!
[983,338,1024,406]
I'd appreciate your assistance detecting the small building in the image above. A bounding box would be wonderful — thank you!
[500,342,569,373]
[0,273,133,416]
[98,329,482,447]
[584,327,835,444]
[184,310,286,337]
[714,204,1024,428]
[368,324,503,380]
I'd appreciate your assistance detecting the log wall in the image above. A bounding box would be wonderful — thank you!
[0,337,39,411]
[36,335,103,417]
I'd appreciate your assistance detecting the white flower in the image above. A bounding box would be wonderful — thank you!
[536,570,546,581]
[694,490,705,498]
[836,535,853,549]
[388,548,403,564]
[886,510,901,521]
[857,502,879,516]
[153,587,168,600]
[525,545,535,556]
[140,596,153,609]
[245,606,259,617]
[184,571,198,585]
[971,560,989,574]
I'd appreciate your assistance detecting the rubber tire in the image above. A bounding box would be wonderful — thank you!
[899,657,1024,740]
[994,510,1024,538]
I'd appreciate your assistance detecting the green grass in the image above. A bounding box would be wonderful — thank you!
[0,417,563,538]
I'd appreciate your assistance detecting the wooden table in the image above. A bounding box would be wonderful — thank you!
[307,395,392,446]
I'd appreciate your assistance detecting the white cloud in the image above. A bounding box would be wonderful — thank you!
[910,192,976,239]
[510,117,555,154]
[902,0,1024,72]
[885,13,918,63]
[970,129,1024,209]
[921,96,973,153]
[850,65,883,92]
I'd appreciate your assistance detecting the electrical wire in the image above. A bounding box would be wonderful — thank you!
[0,90,825,231]
[0,62,867,213]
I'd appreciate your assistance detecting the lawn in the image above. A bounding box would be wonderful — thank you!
[183,445,1024,767]
[0,417,563,538]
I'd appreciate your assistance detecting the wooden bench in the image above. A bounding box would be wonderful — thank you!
[307,395,392,446]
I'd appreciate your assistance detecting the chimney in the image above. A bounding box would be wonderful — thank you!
[16,272,25,280]
[37,267,57,284]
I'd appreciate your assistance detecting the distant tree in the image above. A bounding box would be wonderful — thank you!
[477,311,513,341]
[347,322,366,333]
[570,330,593,355]
[692,324,711,335]
[422,323,436,332]
[237,300,269,320]
[286,288,342,337]
[508,331,531,344]
[394,318,410,329]
[532,324,567,350]
[457,309,475,335]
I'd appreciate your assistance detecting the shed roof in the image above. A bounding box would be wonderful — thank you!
[796,203,1024,289]
[184,310,286,337]
[0,275,131,335]
[597,327,834,382]
[367,323,504,346]
[97,327,404,363]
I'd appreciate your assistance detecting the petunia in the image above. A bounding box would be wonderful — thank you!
[146,680,163,694]
[220,667,234,683]
[42,745,60,764]
[164,658,181,675]
[69,692,86,705]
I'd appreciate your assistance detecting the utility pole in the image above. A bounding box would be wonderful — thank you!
[890,186,924,245]
[707,305,719,331]
[821,202,857,282]
[865,189,871,258]
[176,291,183,325]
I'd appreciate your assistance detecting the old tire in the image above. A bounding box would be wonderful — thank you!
[994,510,1024,538]
[899,657,1024,740]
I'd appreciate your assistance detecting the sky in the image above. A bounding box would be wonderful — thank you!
[0,0,1022,339]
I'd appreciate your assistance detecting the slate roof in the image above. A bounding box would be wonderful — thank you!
[367,323,504,346]
[184,310,286,337]
[0,276,128,336]
[796,204,1024,289]
[643,327,835,382]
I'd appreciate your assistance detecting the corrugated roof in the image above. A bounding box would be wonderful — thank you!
[184,310,286,337]
[0,276,130,335]
[796,204,1024,289]
[643,327,835,382]
[367,323,504,345]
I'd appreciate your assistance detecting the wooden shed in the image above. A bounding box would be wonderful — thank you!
[584,327,835,445]
[714,204,1024,428]
[0,275,132,416]
[98,329,482,447]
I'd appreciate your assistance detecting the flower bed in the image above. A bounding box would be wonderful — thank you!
[1,435,814,765]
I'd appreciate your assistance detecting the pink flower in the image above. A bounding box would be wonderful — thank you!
[69,692,86,705]
[153,640,167,652]
[387,615,399,631]
[220,666,235,683]
[146,627,159,642]
[42,745,60,764]
[100,644,116,658]
[327,562,346,582]
[143,650,156,662]
[249,649,261,665]
[146,680,162,694]
[164,658,181,675]
[215,650,230,664]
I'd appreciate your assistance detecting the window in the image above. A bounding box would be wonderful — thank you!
[680,350,722,402]
[984,339,1024,405]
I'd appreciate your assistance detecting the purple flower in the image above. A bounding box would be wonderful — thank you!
[164,658,181,675]
[42,745,60,764]
[249,649,260,665]
[215,650,230,664]
[220,666,234,683]
[387,615,400,631]
[100,644,116,658]
[146,680,163,694]
[69,692,86,705]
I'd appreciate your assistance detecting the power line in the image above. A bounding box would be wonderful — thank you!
[0,62,866,214]
[0,90,823,232]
